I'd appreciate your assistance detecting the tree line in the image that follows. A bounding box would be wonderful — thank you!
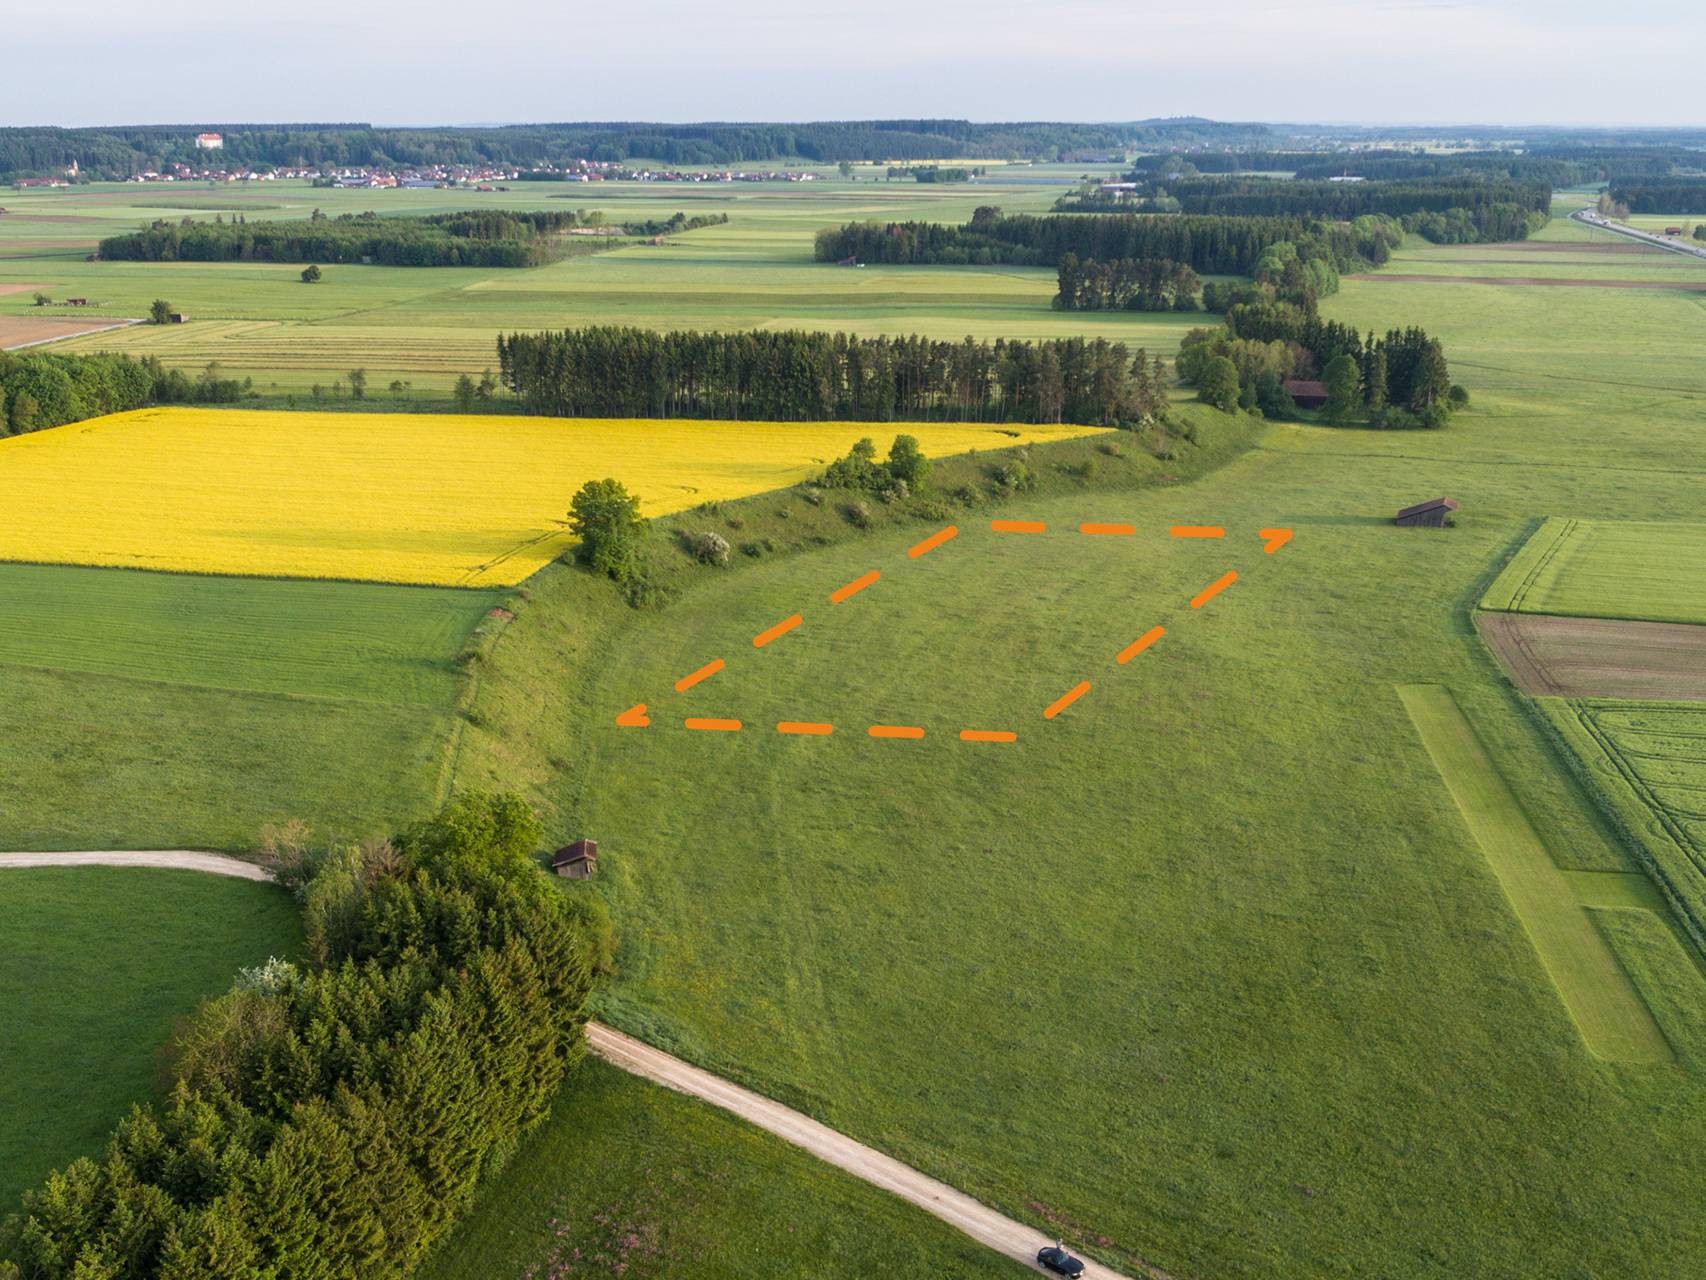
[1055,254,1201,311]
[1,793,610,1280]
[96,209,720,268]
[1133,176,1550,223]
[814,207,1401,275]
[0,351,244,437]
[1606,180,1706,214]
[1123,145,1702,184]
[497,326,1172,426]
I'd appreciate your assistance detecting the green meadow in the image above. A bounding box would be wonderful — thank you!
[440,212,1706,1277]
[0,565,496,849]
[0,868,303,1209]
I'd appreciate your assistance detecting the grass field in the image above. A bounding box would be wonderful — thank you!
[440,212,1706,1279]
[0,868,302,1211]
[1481,517,1706,625]
[420,1057,1034,1280]
[0,564,496,849]
[1397,683,1669,1062]
[0,408,1105,586]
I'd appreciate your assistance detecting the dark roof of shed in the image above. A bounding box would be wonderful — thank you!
[551,839,597,866]
[1396,497,1459,518]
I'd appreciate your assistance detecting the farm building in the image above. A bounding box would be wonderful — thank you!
[1664,226,1683,236]
[551,839,598,880]
[1284,379,1328,410]
[1395,497,1458,528]
[195,132,224,150]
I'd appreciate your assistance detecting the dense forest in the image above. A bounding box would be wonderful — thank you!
[1055,255,1201,311]
[0,119,1273,179]
[814,207,1401,276]
[497,326,1168,426]
[0,350,243,436]
[1606,180,1706,213]
[1124,144,1705,185]
[3,793,609,1280]
[96,210,726,267]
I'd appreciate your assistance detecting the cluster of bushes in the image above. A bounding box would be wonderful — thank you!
[95,208,656,269]
[0,351,245,437]
[1178,308,1456,428]
[814,207,1399,276]
[1054,254,1200,311]
[498,326,1171,427]
[0,792,609,1280]
[818,433,932,501]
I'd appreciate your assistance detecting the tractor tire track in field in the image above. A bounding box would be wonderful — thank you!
[0,849,1145,1279]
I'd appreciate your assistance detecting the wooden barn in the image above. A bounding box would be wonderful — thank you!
[1395,497,1458,528]
[1283,379,1328,410]
[551,839,598,880]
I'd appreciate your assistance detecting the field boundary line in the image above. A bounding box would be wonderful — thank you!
[1396,684,1672,1063]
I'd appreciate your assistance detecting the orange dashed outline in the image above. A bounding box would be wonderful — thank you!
[618,521,1290,742]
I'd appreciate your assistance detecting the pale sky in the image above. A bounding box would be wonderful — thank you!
[3,0,1700,129]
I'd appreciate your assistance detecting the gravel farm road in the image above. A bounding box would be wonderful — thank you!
[1,848,1145,1280]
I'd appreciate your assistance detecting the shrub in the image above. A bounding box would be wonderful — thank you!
[688,530,731,565]
[875,475,910,503]
[567,477,647,584]
[300,264,322,284]
[1096,440,1125,458]
[800,486,825,506]
[844,500,874,529]
[993,460,1037,496]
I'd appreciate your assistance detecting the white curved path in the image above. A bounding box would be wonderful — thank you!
[2,849,1144,1279]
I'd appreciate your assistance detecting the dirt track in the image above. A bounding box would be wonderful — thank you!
[1477,612,1706,701]
[0,315,139,349]
[1350,273,1706,290]
[0,849,1139,1278]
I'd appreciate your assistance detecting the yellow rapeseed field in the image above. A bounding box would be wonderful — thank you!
[0,407,1107,587]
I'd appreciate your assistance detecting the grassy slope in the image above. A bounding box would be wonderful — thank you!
[0,868,302,1210]
[0,566,494,849]
[420,1057,1035,1280]
[450,216,1706,1279]
[1481,516,1706,625]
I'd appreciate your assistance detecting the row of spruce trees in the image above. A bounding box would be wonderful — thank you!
[0,793,610,1280]
[497,326,1172,426]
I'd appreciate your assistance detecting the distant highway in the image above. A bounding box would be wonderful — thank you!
[1570,208,1706,261]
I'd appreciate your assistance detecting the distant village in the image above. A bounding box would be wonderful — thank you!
[11,133,824,190]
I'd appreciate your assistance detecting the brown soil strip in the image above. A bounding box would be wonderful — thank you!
[0,283,48,297]
[1352,273,1706,290]
[1478,612,1706,701]
[0,315,138,350]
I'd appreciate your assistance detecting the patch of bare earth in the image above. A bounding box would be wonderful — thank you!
[0,315,136,350]
[0,283,48,297]
[1351,273,1706,290]
[1477,612,1706,701]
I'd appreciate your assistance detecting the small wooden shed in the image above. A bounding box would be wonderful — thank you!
[1283,379,1328,410]
[1395,497,1458,528]
[551,839,598,880]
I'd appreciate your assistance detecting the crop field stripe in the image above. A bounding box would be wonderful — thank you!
[1397,684,1672,1063]
[1190,571,1238,609]
[752,614,804,648]
[674,659,725,692]
[830,570,880,603]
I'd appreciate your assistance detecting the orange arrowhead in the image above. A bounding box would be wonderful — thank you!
[615,703,650,728]
[1259,528,1292,554]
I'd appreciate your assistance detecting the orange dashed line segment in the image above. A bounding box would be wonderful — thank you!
[1190,571,1238,609]
[869,724,925,740]
[1170,525,1225,539]
[777,721,834,736]
[1260,527,1293,553]
[752,614,803,648]
[674,659,724,692]
[908,526,958,558]
[991,519,1046,534]
[684,717,742,732]
[1079,522,1135,536]
[1116,626,1165,665]
[1043,681,1092,720]
[960,729,1017,743]
[616,703,650,727]
[830,570,880,603]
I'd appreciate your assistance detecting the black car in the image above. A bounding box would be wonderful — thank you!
[1037,1245,1085,1277]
